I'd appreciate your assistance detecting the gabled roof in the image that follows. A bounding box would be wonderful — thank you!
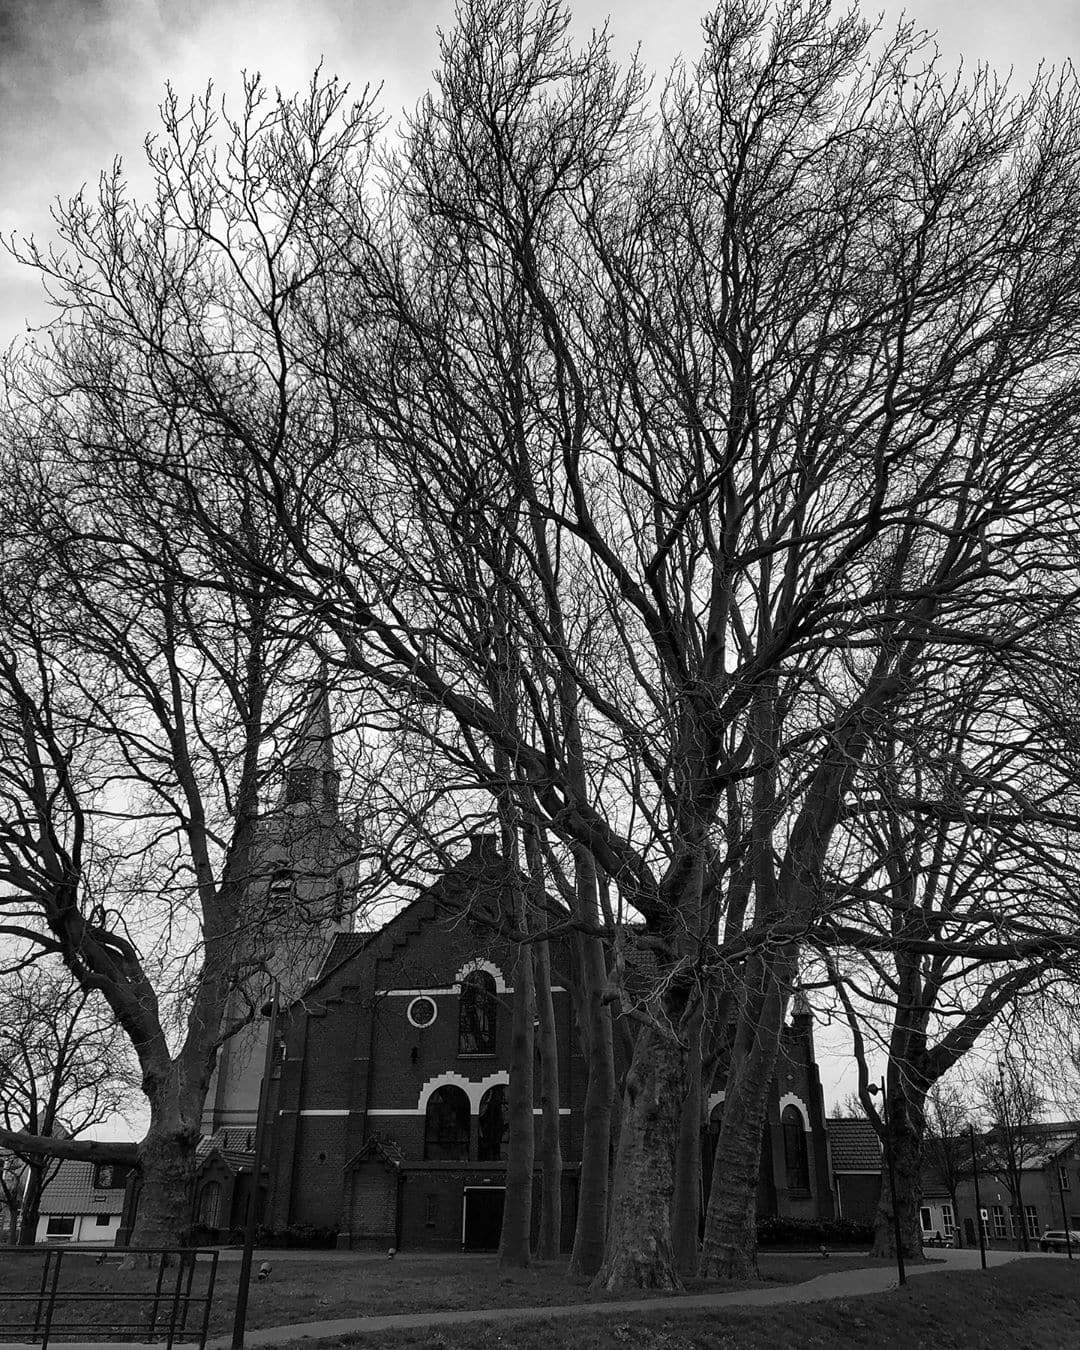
[345,1135,405,1172]
[827,1117,882,1172]
[293,835,512,1002]
[37,1159,130,1216]
[196,1128,258,1173]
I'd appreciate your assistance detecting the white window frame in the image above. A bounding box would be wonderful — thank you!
[45,1215,75,1241]
[1025,1205,1040,1239]
[992,1205,1007,1239]
[1060,1166,1071,1192]
[919,1206,933,1233]
[941,1202,955,1236]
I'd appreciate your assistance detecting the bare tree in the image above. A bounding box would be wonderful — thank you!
[976,1054,1047,1251]
[0,964,136,1243]
[8,0,1080,1295]
[923,1082,974,1247]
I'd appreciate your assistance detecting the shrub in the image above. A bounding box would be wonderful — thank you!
[756,1215,874,1247]
[254,1222,338,1249]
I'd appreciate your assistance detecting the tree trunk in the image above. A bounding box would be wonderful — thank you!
[17,1162,47,1245]
[568,932,615,1278]
[700,961,788,1279]
[533,937,563,1260]
[498,937,536,1268]
[127,1067,203,1254]
[671,1007,703,1277]
[870,1098,925,1261]
[592,1019,686,1293]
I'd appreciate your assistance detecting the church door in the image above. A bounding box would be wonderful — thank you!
[349,1164,397,1248]
[463,1187,505,1250]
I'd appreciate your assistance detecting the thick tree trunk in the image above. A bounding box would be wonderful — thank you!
[127,1062,206,1254]
[533,937,563,1260]
[870,1100,924,1261]
[700,963,788,1279]
[17,1162,47,1246]
[671,1009,703,1277]
[568,932,615,1278]
[592,1019,686,1293]
[498,938,536,1268]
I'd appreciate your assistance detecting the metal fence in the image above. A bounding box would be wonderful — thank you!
[0,1246,219,1350]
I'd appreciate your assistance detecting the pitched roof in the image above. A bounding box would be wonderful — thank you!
[827,1117,882,1172]
[37,1159,129,1216]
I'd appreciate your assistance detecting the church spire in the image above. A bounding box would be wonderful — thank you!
[278,665,340,817]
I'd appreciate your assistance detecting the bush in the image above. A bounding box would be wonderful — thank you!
[756,1215,874,1247]
[253,1222,338,1249]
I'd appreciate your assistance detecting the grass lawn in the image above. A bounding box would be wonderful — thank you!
[279,1259,1080,1350]
[0,1248,898,1337]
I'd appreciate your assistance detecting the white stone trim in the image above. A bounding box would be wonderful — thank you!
[454,958,508,993]
[778,1093,810,1128]
[707,1090,726,1115]
[298,1109,350,1117]
[365,1105,572,1117]
[416,1069,512,1115]
[406,995,439,1028]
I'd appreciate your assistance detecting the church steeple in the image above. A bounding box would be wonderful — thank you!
[278,669,340,819]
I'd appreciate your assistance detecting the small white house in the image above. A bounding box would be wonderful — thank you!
[34,1158,132,1245]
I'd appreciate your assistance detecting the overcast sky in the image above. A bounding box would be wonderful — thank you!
[2,1,1076,1123]
[2,0,1077,345]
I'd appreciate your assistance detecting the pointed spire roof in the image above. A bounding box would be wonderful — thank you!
[275,666,339,816]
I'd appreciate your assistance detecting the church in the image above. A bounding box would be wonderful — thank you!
[192,695,835,1250]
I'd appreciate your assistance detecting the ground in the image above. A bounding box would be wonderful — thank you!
[278,1260,1080,1350]
[0,1249,899,1338]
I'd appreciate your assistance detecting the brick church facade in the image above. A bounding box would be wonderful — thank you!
[244,849,834,1250]
[188,692,835,1249]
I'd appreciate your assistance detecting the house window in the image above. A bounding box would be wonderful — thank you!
[424,1085,470,1161]
[1025,1205,1040,1239]
[992,1205,1007,1239]
[286,767,316,804]
[919,1207,933,1233]
[95,1214,111,1227]
[1061,1167,1072,1192]
[45,1216,75,1241]
[941,1203,955,1237]
[478,1085,509,1162]
[458,971,497,1055]
[781,1106,810,1193]
[93,1163,131,1190]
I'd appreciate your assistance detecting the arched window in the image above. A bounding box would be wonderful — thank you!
[782,1105,810,1192]
[478,1085,509,1162]
[424,1085,471,1161]
[458,970,497,1055]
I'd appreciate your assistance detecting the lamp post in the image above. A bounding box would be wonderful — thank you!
[969,1123,987,1270]
[869,1078,906,1286]
[1055,1160,1074,1261]
[231,980,280,1350]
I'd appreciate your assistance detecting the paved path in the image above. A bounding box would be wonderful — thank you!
[5,1247,1054,1350]
[206,1247,1049,1348]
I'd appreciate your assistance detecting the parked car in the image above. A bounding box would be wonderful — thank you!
[1038,1230,1080,1253]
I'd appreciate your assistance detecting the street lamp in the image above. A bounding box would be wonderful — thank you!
[868,1078,906,1286]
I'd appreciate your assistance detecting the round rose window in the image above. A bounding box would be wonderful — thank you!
[407,995,438,1028]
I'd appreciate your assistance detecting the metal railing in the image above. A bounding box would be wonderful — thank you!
[0,1246,219,1350]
